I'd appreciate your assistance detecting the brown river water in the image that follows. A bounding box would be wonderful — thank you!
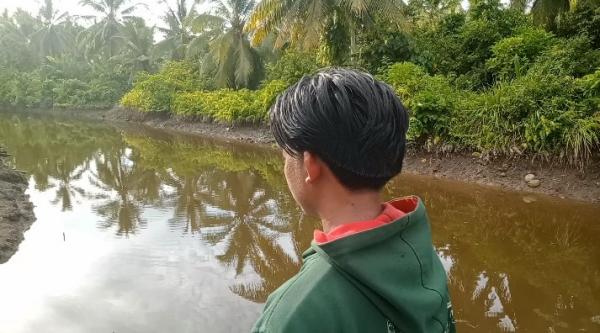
[0,113,599,333]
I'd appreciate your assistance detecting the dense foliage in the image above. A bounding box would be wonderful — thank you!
[1,0,599,164]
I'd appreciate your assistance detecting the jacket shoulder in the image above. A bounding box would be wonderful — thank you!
[251,253,377,333]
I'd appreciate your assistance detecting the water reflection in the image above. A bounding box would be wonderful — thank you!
[0,113,599,332]
[88,152,142,235]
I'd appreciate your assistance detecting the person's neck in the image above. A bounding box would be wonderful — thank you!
[317,190,383,233]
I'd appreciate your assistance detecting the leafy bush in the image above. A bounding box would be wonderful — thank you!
[265,52,320,85]
[355,18,414,73]
[121,61,202,112]
[486,28,556,81]
[555,5,600,49]
[0,70,44,108]
[173,90,258,123]
[381,61,600,164]
[0,59,131,109]
[530,35,600,77]
[412,12,466,74]
[383,62,458,142]
[172,79,289,124]
[413,1,530,90]
[453,70,600,164]
[255,80,289,117]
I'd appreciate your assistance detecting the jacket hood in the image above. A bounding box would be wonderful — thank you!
[306,196,454,333]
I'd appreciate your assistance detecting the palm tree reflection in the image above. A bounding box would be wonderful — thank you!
[199,171,305,302]
[89,149,146,236]
[49,162,87,211]
[163,169,219,234]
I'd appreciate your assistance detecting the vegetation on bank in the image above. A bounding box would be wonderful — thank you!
[1,0,600,164]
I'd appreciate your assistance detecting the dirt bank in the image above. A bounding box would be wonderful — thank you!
[0,147,35,264]
[5,107,600,203]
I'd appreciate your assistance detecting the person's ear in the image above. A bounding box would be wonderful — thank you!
[303,151,321,184]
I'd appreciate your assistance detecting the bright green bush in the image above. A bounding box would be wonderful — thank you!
[382,62,429,95]
[171,80,289,124]
[121,61,202,112]
[577,68,600,97]
[173,90,258,123]
[255,80,289,117]
[0,70,45,108]
[0,60,131,109]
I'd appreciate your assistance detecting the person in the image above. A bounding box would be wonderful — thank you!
[251,68,455,333]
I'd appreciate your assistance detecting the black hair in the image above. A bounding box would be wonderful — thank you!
[270,68,410,191]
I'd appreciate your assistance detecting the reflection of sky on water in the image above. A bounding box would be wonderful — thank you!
[0,172,262,332]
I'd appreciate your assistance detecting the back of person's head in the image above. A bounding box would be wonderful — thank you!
[270,68,409,191]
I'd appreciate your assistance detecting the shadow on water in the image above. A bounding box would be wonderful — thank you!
[0,113,599,332]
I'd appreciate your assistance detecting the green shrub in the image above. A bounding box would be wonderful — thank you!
[453,70,600,164]
[173,89,257,123]
[355,17,414,73]
[383,62,458,143]
[255,80,289,118]
[555,5,600,49]
[486,28,556,81]
[412,13,466,75]
[204,89,259,123]
[121,61,201,112]
[171,79,289,124]
[1,70,44,108]
[530,35,600,77]
[265,52,320,85]
[412,1,530,90]
[382,62,429,96]
[577,68,600,97]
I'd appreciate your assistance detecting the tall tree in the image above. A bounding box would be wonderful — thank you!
[0,9,39,69]
[201,0,264,89]
[112,17,155,77]
[31,0,70,57]
[531,0,600,27]
[154,0,198,60]
[245,0,405,64]
[78,0,146,58]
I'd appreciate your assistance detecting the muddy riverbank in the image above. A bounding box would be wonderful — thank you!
[0,147,35,264]
[4,107,600,203]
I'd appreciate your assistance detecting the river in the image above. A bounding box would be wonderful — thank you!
[0,112,599,332]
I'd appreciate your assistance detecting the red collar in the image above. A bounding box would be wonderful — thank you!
[313,197,419,244]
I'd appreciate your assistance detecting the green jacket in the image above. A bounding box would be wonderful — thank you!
[251,197,455,333]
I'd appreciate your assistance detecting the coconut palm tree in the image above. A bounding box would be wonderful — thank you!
[31,0,70,57]
[112,17,155,78]
[531,0,570,26]
[78,0,146,58]
[154,0,199,60]
[199,0,264,89]
[245,0,405,64]
[185,12,227,59]
[0,9,39,69]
